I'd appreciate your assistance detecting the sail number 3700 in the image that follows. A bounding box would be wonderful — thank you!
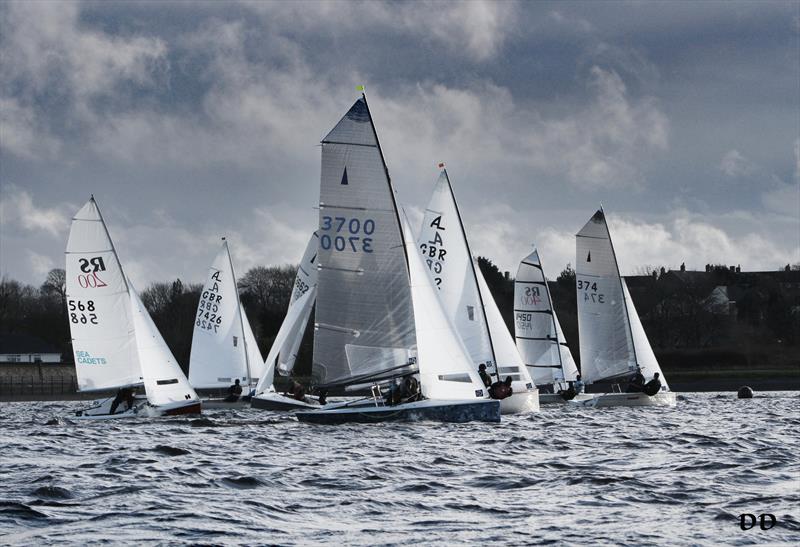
[577,279,605,304]
[320,216,375,253]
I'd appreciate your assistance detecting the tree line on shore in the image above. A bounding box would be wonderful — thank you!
[1,259,798,376]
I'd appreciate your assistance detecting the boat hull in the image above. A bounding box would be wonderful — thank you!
[159,401,202,416]
[296,398,501,424]
[499,389,540,414]
[574,391,677,408]
[251,392,319,411]
[200,398,252,409]
[539,392,595,405]
[73,395,145,420]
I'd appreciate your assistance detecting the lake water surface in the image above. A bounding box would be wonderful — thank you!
[1,392,798,545]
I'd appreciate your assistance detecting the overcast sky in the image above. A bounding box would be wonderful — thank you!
[1,0,798,287]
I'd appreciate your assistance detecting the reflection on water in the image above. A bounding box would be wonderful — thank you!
[1,393,798,545]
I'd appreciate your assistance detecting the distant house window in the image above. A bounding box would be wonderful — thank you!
[466,306,475,321]
[33,355,42,363]
[8,355,21,362]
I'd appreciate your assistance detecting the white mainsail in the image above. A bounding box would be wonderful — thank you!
[66,196,198,410]
[313,96,416,386]
[130,281,199,408]
[403,214,487,400]
[575,209,640,384]
[417,169,534,387]
[189,240,253,389]
[417,171,493,366]
[623,279,668,389]
[66,197,141,391]
[514,249,578,386]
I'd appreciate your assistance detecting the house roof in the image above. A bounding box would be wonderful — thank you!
[0,333,61,354]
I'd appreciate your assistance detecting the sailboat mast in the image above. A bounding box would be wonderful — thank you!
[224,238,253,389]
[601,207,639,368]
[361,92,412,275]
[443,169,500,382]
[538,253,565,382]
[91,195,130,294]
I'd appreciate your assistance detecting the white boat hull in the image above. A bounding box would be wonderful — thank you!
[251,391,319,411]
[73,395,201,419]
[539,392,595,405]
[499,389,540,414]
[296,398,501,424]
[573,391,677,408]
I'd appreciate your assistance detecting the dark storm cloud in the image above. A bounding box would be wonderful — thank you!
[1,0,797,286]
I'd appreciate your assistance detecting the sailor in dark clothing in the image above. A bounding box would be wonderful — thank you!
[643,372,662,396]
[401,375,421,402]
[110,387,134,414]
[384,378,401,406]
[317,389,328,406]
[290,381,306,402]
[224,379,243,402]
[489,376,514,400]
[627,368,645,393]
[478,363,492,388]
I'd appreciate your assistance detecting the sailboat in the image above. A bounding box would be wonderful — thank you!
[514,248,590,404]
[67,197,201,419]
[574,208,676,407]
[188,238,264,408]
[296,95,500,424]
[251,232,320,410]
[417,168,539,414]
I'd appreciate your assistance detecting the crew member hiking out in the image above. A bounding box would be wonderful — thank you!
[643,372,662,396]
[489,376,514,400]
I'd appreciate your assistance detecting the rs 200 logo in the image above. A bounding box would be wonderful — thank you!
[79,257,106,273]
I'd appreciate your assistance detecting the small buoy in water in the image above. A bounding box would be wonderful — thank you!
[737,386,754,399]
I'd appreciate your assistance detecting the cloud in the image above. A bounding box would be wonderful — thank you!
[241,0,518,62]
[534,210,797,278]
[720,149,756,177]
[0,187,73,237]
[27,250,55,278]
[0,0,168,159]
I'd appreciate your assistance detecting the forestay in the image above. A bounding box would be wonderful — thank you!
[514,249,577,386]
[66,197,141,391]
[313,97,416,386]
[576,209,637,384]
[130,282,199,407]
[189,241,251,389]
[416,170,493,366]
[403,215,487,400]
[623,280,668,388]
[276,232,319,376]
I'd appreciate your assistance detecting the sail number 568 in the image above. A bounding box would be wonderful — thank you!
[320,216,374,253]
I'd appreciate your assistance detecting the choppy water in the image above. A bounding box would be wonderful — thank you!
[1,392,798,546]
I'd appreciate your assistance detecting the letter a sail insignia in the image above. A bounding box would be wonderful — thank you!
[586,252,591,263]
[341,167,349,185]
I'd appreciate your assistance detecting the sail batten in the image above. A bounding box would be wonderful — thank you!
[189,241,259,389]
[514,249,578,386]
[312,97,416,386]
[576,209,657,385]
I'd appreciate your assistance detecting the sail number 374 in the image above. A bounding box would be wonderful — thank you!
[577,279,605,304]
[320,216,374,253]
